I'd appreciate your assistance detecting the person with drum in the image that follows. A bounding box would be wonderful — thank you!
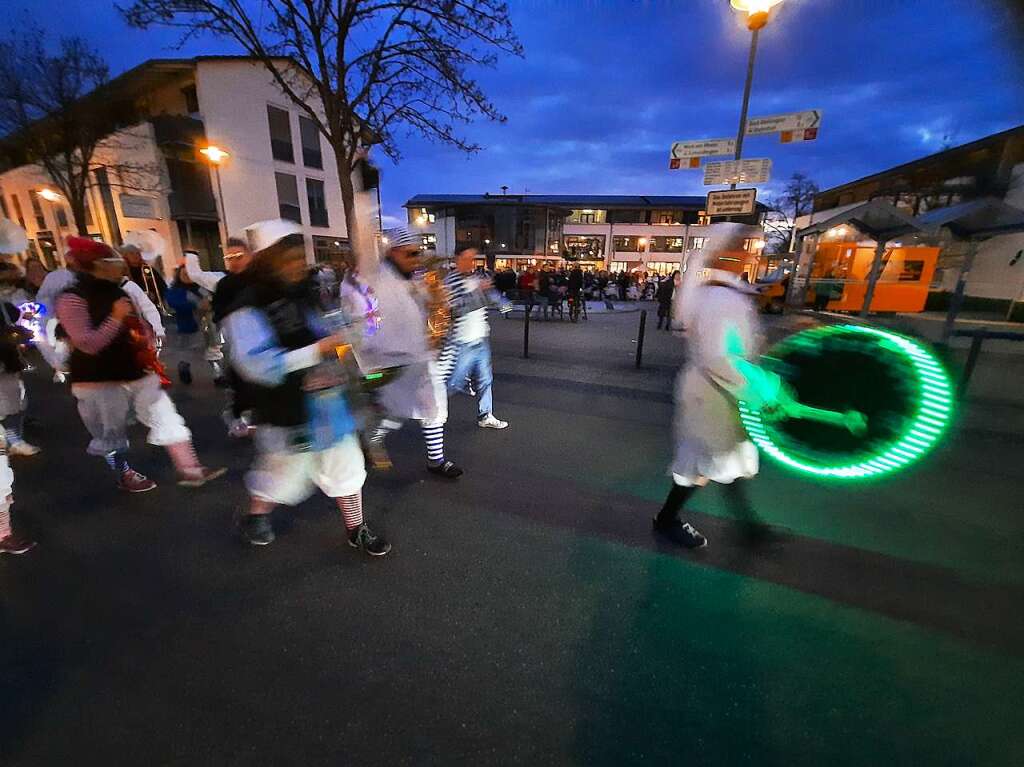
[653,224,784,549]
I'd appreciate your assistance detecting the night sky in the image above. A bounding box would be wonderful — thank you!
[9,0,1024,224]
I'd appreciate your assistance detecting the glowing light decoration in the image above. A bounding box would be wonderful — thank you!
[17,301,45,345]
[738,324,954,481]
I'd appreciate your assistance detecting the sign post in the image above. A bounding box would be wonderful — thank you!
[745,109,822,136]
[703,158,771,186]
[706,189,758,217]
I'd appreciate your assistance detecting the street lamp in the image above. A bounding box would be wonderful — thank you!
[37,188,62,203]
[199,145,230,247]
[728,0,784,187]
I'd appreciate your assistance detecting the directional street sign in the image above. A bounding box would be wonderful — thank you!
[670,138,736,160]
[706,189,757,217]
[703,158,771,186]
[781,127,819,143]
[745,109,822,137]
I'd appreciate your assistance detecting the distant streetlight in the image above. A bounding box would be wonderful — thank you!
[37,188,62,202]
[728,0,784,188]
[199,145,230,247]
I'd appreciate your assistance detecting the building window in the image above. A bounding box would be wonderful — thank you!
[313,235,349,264]
[299,116,323,169]
[651,236,684,253]
[305,178,328,227]
[613,236,642,253]
[651,209,683,225]
[609,209,646,224]
[0,194,8,219]
[30,192,46,229]
[267,105,295,163]
[564,235,604,260]
[687,236,707,250]
[182,84,199,114]
[421,233,437,250]
[610,261,629,272]
[899,260,925,282]
[696,210,710,225]
[275,172,302,223]
[56,207,69,228]
[10,195,25,228]
[567,209,607,224]
[411,207,435,225]
[646,261,679,275]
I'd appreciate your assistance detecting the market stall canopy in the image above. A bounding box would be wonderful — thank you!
[798,199,931,241]
[916,197,1024,240]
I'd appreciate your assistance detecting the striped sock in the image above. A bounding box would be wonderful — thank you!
[104,451,130,475]
[422,423,445,464]
[165,441,201,474]
[336,492,363,530]
[0,501,11,539]
[370,418,403,445]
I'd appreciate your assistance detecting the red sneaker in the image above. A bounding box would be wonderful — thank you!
[177,466,227,488]
[118,469,157,493]
[0,534,37,555]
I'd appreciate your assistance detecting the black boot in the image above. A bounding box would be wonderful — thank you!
[652,483,706,548]
[722,481,778,547]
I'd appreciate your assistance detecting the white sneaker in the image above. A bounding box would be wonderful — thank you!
[477,414,508,430]
[7,440,41,457]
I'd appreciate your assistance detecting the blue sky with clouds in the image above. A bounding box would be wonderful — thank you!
[9,0,1024,222]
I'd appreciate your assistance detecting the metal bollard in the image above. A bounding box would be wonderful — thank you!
[635,309,647,368]
[958,332,984,399]
[523,300,531,359]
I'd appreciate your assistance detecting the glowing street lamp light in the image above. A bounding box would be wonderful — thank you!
[730,0,784,30]
[199,145,230,164]
[37,188,62,202]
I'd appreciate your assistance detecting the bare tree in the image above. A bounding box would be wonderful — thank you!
[120,0,522,242]
[763,172,819,254]
[0,28,158,235]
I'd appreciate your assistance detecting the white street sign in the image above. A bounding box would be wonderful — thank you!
[706,189,757,217]
[745,109,822,136]
[703,158,771,186]
[670,138,736,159]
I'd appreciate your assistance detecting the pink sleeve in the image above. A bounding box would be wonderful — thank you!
[56,294,125,355]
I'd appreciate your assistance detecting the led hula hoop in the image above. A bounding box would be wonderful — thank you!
[738,324,954,480]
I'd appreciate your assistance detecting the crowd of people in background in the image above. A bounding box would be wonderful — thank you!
[493,264,678,303]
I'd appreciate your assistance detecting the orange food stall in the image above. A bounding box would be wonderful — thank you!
[808,242,939,313]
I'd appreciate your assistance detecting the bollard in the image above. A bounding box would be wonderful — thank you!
[523,300,531,359]
[635,309,647,368]
[957,332,984,399]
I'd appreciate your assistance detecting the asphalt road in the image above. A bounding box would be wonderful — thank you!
[3,308,1023,766]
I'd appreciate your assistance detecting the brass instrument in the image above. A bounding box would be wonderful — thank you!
[421,265,452,350]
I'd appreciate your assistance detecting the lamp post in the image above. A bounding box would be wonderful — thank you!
[199,145,230,248]
[728,0,784,189]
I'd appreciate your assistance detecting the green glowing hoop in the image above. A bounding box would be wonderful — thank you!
[738,324,954,480]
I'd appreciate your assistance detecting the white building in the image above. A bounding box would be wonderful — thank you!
[793,124,1024,312]
[0,56,358,273]
[404,194,767,277]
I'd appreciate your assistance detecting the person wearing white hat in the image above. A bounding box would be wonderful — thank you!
[222,220,389,554]
[355,225,464,479]
[652,224,783,549]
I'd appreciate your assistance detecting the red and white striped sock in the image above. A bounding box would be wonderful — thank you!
[0,501,12,539]
[336,492,363,531]
[165,441,202,475]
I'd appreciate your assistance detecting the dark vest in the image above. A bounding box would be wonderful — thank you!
[235,282,320,428]
[66,275,145,384]
[212,269,253,324]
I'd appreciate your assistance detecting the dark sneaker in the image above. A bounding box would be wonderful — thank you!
[239,513,275,546]
[177,466,228,488]
[118,469,157,493]
[0,534,37,555]
[652,517,708,549]
[348,523,391,557]
[178,361,193,385]
[427,460,463,479]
